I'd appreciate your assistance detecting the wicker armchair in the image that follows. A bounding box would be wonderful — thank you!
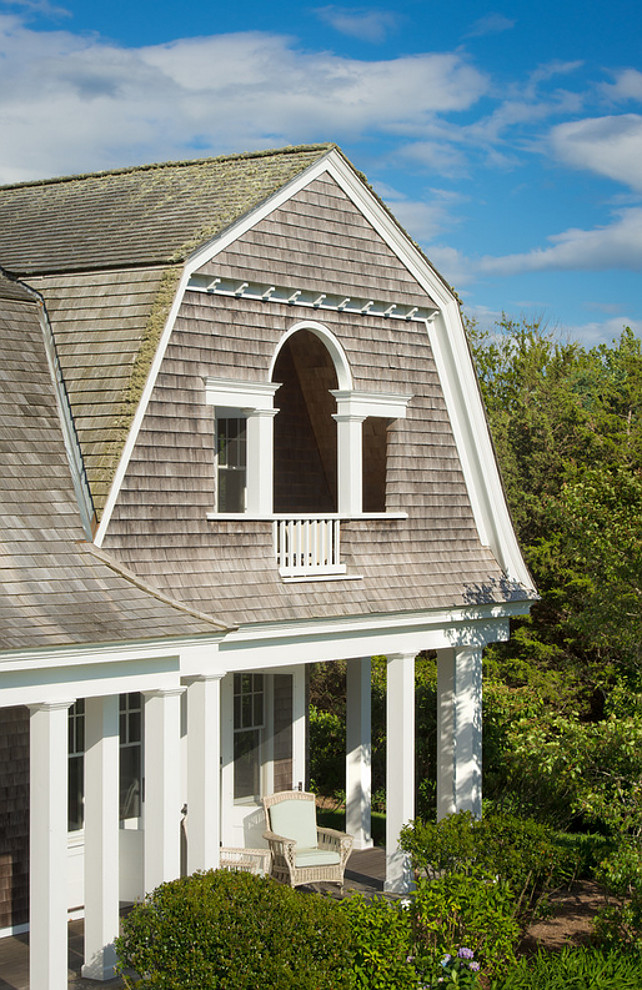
[262,790,353,890]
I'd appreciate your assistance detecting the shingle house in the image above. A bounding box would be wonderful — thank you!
[0,144,536,990]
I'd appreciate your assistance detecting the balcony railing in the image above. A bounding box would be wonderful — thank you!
[273,516,346,578]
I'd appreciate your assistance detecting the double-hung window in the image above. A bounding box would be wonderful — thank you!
[204,378,281,517]
[216,416,247,513]
[233,673,264,803]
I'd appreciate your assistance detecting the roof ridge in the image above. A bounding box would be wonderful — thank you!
[0,143,338,192]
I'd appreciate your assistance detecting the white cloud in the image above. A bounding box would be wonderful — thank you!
[314,6,400,43]
[466,13,515,38]
[0,18,488,181]
[550,114,642,191]
[377,184,463,241]
[563,315,642,348]
[476,207,642,276]
[601,68,642,103]
[1,0,70,17]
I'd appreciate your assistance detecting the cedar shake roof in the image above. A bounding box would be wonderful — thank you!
[0,272,228,651]
[0,145,334,275]
[0,145,337,512]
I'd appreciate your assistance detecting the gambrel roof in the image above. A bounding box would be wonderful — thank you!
[0,146,536,634]
[0,145,390,512]
[0,272,228,650]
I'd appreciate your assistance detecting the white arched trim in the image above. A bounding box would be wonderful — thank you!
[269,320,353,391]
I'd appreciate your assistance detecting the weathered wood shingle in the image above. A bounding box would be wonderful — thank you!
[0,146,333,275]
[0,274,228,650]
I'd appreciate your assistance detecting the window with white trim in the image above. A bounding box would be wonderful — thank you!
[216,416,247,513]
[204,378,280,517]
[233,673,264,804]
[67,693,144,831]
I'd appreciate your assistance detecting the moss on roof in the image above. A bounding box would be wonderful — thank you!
[0,145,335,276]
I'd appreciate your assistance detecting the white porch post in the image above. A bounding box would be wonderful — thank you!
[186,674,222,874]
[245,408,278,515]
[82,695,120,981]
[437,647,483,820]
[346,657,373,850]
[332,412,365,515]
[143,688,184,893]
[28,699,74,990]
[384,652,415,893]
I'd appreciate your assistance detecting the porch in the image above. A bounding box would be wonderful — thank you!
[0,849,386,990]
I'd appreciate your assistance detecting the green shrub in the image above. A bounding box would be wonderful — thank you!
[411,869,519,978]
[115,869,353,989]
[489,946,642,989]
[594,837,642,951]
[337,894,417,989]
[400,811,577,927]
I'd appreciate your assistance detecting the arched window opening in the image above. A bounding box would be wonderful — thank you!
[272,329,339,514]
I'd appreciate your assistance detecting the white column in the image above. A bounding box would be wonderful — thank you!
[245,408,278,515]
[384,653,415,893]
[436,647,483,820]
[346,657,373,850]
[332,413,365,515]
[186,674,222,874]
[82,695,120,981]
[143,688,184,893]
[28,699,74,990]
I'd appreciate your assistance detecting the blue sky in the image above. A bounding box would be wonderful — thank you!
[1,0,641,347]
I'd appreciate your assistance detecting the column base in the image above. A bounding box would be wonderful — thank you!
[81,946,116,981]
[384,849,414,893]
[350,836,374,851]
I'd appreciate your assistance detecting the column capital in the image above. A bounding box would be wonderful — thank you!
[28,699,75,714]
[142,686,186,700]
[182,672,225,686]
[244,406,279,419]
[332,412,366,424]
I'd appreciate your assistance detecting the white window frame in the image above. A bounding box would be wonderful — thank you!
[205,378,280,517]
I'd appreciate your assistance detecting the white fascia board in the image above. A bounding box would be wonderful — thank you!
[0,632,222,672]
[216,599,531,670]
[0,635,223,706]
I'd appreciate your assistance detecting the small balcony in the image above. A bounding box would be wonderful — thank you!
[273,516,346,579]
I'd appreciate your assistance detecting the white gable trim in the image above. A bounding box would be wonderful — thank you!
[95,149,533,592]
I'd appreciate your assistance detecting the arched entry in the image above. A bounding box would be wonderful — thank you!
[271,324,350,514]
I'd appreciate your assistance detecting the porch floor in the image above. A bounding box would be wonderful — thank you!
[0,848,387,990]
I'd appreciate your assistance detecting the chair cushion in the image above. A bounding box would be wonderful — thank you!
[295,847,341,868]
[269,798,317,849]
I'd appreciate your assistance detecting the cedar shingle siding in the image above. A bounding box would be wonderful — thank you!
[99,176,520,625]
[0,707,28,930]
